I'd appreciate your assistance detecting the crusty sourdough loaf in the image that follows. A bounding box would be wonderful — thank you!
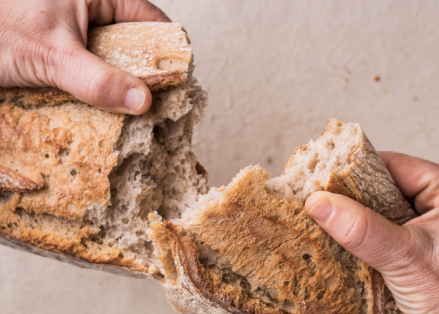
[0,22,208,278]
[0,23,415,313]
[149,120,416,314]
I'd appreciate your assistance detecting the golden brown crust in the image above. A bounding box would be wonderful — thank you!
[0,102,123,219]
[0,88,77,107]
[138,70,184,91]
[0,199,148,273]
[153,167,367,313]
[0,69,185,106]
[323,172,355,200]
[87,22,192,89]
[371,269,386,313]
[151,221,278,314]
[0,165,44,192]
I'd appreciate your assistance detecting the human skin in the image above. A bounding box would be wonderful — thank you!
[0,0,170,114]
[305,151,439,314]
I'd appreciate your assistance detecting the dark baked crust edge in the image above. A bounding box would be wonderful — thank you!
[0,234,150,278]
[0,70,185,108]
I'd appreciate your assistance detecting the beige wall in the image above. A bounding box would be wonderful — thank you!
[1,1,439,313]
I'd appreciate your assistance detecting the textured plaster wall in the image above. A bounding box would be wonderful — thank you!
[1,1,439,313]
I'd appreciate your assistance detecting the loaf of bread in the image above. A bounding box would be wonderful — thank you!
[0,23,416,313]
[0,22,208,278]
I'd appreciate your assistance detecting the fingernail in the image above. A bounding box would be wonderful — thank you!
[123,87,145,112]
[309,201,333,223]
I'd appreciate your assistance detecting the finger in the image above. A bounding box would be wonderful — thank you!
[88,0,171,26]
[50,43,151,114]
[304,191,423,273]
[379,151,439,214]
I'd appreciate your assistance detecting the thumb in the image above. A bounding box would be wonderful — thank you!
[51,44,151,114]
[304,191,415,273]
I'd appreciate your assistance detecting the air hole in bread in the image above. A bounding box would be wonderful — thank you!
[45,154,49,158]
[15,207,24,218]
[80,238,89,249]
[153,125,167,144]
[70,169,77,177]
[240,278,251,290]
[56,148,70,165]
[90,234,103,245]
[304,288,311,300]
[307,154,319,173]
[303,253,316,276]
[143,241,154,252]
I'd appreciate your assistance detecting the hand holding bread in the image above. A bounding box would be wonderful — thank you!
[306,152,439,313]
[0,0,169,114]
[0,11,436,313]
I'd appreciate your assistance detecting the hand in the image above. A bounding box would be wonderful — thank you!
[305,151,439,314]
[0,0,170,114]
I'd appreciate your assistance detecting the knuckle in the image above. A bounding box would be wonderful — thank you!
[8,38,55,85]
[88,67,119,105]
[21,39,73,87]
[42,47,78,87]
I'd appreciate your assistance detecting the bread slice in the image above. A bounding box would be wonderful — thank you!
[0,22,208,278]
[149,120,416,313]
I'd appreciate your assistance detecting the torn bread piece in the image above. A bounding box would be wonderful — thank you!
[149,120,415,313]
[276,119,416,225]
[0,22,208,278]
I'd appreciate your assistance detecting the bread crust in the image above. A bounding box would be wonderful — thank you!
[0,102,123,219]
[87,22,192,81]
[0,234,149,278]
[0,164,44,192]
